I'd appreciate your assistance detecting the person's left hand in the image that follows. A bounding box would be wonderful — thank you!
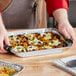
[53,9,76,42]
[58,21,76,42]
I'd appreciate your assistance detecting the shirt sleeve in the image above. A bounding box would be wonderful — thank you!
[0,8,1,13]
[45,0,70,17]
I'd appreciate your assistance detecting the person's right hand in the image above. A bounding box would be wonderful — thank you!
[0,27,10,53]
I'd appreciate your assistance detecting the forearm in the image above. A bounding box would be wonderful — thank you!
[0,13,9,53]
[53,9,69,24]
[0,13,5,30]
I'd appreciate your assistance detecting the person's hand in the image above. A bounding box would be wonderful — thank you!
[0,27,10,53]
[53,9,76,42]
[58,21,76,42]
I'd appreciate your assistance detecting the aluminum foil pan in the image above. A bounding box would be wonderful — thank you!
[0,60,24,76]
[7,28,73,57]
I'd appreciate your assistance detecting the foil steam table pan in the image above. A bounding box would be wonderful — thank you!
[8,28,73,57]
[0,60,24,76]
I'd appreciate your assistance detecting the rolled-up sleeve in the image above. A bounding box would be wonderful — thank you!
[45,0,70,17]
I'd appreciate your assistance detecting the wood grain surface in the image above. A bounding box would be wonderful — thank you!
[0,28,76,76]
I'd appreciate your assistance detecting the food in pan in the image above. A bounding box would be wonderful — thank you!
[0,65,17,76]
[9,32,68,52]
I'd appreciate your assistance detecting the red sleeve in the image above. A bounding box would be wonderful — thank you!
[45,0,70,17]
[0,8,1,13]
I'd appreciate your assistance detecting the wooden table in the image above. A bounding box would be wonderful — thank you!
[0,28,76,76]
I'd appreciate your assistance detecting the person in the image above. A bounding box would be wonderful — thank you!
[0,0,76,53]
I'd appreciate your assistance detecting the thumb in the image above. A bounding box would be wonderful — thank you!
[4,35,10,46]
